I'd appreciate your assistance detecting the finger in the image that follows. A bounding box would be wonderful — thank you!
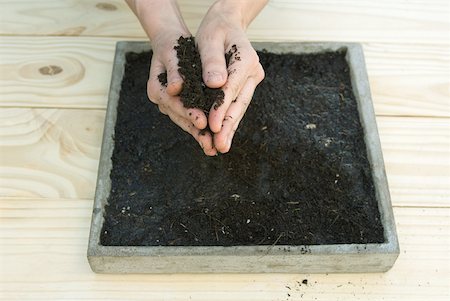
[187,108,208,130]
[147,56,165,104]
[198,130,217,156]
[164,50,183,96]
[197,34,228,88]
[208,59,248,133]
[166,112,200,144]
[149,86,207,129]
[166,111,217,156]
[158,103,168,115]
[214,78,257,153]
[148,57,207,129]
[159,92,207,129]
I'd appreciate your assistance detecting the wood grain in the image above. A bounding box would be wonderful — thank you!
[364,43,450,118]
[0,108,449,207]
[0,36,125,109]
[1,37,449,118]
[249,0,450,44]
[0,1,448,299]
[1,201,449,300]
[378,117,450,207]
[0,0,145,37]
[0,108,104,199]
[1,0,449,45]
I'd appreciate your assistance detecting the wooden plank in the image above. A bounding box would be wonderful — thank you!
[0,108,104,199]
[0,37,449,117]
[0,201,449,300]
[0,0,146,38]
[0,0,449,45]
[378,117,450,207]
[0,108,449,207]
[0,36,127,109]
[249,0,450,44]
[364,43,450,118]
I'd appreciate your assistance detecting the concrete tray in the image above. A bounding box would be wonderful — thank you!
[87,41,399,273]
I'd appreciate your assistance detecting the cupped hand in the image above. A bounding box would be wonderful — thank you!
[196,2,265,153]
[147,31,217,156]
[127,0,267,155]
[131,0,218,156]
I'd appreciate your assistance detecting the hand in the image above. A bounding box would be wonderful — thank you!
[126,0,218,156]
[147,32,218,156]
[196,0,267,153]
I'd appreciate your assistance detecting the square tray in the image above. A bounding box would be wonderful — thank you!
[87,41,399,273]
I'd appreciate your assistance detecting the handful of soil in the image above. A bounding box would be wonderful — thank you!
[158,36,225,113]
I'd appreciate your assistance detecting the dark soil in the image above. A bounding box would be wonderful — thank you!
[100,48,385,246]
[158,36,224,112]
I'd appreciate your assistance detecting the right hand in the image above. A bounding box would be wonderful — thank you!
[196,1,266,154]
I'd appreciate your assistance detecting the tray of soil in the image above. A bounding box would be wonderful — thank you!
[87,40,399,273]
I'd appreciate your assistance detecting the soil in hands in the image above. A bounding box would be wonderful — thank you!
[100,48,385,247]
[158,36,225,113]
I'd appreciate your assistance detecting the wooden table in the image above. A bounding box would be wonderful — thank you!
[1,0,449,300]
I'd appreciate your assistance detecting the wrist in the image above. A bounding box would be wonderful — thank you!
[210,0,268,30]
[129,0,190,40]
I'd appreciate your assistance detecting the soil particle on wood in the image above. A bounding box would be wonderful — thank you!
[158,36,224,112]
[100,48,385,246]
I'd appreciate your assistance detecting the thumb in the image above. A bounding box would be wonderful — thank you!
[197,36,228,88]
[164,55,184,96]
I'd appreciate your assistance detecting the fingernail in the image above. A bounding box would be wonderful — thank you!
[207,72,223,83]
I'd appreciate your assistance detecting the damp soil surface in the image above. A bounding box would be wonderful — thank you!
[100,48,385,246]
